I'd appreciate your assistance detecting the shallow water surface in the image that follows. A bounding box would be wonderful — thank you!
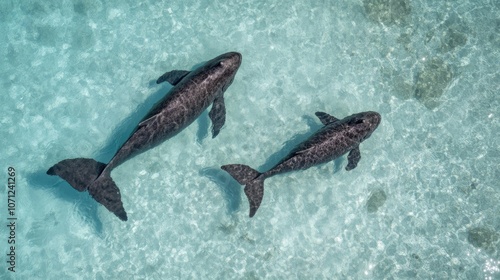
[1,0,499,279]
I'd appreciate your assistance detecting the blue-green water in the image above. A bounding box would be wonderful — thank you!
[1,0,500,279]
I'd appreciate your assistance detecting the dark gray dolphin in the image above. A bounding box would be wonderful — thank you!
[47,52,242,221]
[221,111,381,217]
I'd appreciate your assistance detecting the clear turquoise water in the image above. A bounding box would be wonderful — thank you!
[1,0,499,279]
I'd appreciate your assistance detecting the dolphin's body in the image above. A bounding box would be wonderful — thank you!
[47,52,242,221]
[222,111,381,217]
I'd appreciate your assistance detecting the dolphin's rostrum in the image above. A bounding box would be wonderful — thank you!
[222,111,381,217]
[47,52,242,221]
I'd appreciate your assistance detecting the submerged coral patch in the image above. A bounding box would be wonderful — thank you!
[440,28,468,53]
[363,0,411,25]
[467,227,499,253]
[367,189,387,213]
[414,58,453,109]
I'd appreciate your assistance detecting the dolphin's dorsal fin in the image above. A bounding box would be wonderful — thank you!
[138,116,153,127]
[315,112,339,125]
[156,70,190,85]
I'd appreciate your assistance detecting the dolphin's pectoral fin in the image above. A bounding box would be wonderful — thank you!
[209,95,226,138]
[315,112,340,125]
[156,70,190,85]
[88,175,128,221]
[346,146,361,171]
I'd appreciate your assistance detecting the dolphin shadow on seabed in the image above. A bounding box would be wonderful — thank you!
[199,167,242,214]
[27,84,173,233]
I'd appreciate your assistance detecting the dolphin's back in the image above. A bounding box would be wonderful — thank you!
[105,63,227,171]
[265,123,360,177]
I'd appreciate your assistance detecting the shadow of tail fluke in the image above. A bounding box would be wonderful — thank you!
[221,164,264,218]
[47,158,128,221]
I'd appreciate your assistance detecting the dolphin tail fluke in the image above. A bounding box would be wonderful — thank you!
[88,173,128,221]
[221,164,265,217]
[47,158,128,221]
[244,179,264,218]
[47,158,106,191]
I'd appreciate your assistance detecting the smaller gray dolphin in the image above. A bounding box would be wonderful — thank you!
[221,111,381,217]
